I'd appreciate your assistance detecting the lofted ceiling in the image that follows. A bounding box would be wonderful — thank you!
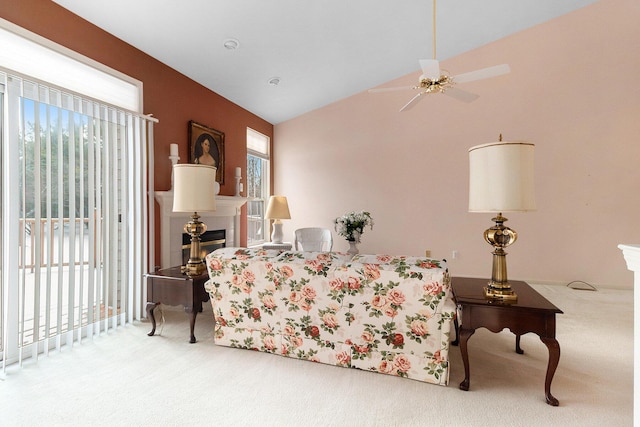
[53,0,598,124]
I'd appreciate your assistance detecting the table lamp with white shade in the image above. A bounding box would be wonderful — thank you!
[265,196,291,244]
[172,164,217,276]
[468,138,536,301]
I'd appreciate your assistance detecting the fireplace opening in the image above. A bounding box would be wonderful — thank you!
[182,229,226,265]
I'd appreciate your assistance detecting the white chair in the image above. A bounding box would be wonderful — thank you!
[294,227,333,252]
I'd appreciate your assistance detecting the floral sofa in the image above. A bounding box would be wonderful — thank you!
[204,247,456,385]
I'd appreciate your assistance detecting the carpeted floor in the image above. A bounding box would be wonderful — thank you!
[0,283,633,426]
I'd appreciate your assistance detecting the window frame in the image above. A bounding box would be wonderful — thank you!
[0,18,143,113]
[246,128,270,247]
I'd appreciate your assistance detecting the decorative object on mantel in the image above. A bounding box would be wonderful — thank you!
[169,143,180,190]
[189,120,225,184]
[170,143,179,157]
[173,164,217,276]
[265,196,291,244]
[468,135,536,302]
[334,211,374,255]
[234,167,243,196]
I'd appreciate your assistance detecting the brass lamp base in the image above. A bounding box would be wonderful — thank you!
[483,283,518,302]
[483,213,518,302]
[181,212,208,277]
[181,260,207,277]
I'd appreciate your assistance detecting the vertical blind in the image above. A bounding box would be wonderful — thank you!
[0,70,155,370]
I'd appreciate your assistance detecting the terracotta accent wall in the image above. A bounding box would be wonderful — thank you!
[274,0,640,289]
[1,0,274,265]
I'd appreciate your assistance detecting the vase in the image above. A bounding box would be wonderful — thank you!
[347,240,359,256]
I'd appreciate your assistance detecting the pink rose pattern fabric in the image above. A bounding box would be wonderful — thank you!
[205,248,455,385]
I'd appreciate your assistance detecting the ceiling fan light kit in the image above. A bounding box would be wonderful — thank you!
[369,0,511,111]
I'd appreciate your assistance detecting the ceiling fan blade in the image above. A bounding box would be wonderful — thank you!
[443,87,479,103]
[419,59,440,80]
[442,87,480,102]
[452,64,511,84]
[399,93,424,112]
[368,86,414,93]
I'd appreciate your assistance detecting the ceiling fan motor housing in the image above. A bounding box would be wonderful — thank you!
[418,74,452,93]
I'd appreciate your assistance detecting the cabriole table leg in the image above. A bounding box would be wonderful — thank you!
[541,336,561,406]
[458,327,475,391]
[146,302,160,336]
[186,308,198,344]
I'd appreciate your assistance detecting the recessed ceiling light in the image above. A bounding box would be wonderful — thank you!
[268,77,280,86]
[223,38,240,50]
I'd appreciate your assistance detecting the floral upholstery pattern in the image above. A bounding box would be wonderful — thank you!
[204,247,455,385]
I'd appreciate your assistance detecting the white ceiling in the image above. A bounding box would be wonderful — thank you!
[53,0,598,124]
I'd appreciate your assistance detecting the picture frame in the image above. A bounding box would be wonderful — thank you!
[188,120,225,184]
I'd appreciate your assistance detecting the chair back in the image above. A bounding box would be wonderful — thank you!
[294,227,333,251]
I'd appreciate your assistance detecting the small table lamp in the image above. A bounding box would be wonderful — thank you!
[173,164,217,276]
[468,138,536,301]
[265,195,291,244]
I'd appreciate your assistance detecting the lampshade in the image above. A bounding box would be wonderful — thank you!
[265,196,291,220]
[172,164,217,212]
[468,141,536,213]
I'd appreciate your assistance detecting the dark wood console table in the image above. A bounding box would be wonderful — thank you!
[451,277,563,406]
[145,266,210,343]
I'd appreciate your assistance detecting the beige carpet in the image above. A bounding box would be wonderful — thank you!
[0,284,633,426]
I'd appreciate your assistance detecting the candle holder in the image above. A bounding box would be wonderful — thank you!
[234,176,242,197]
[169,154,180,190]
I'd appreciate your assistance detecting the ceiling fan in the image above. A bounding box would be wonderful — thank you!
[369,0,511,112]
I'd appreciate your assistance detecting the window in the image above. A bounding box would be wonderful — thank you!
[246,128,270,246]
[0,23,142,112]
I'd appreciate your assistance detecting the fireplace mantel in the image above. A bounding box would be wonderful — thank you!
[618,243,640,419]
[154,191,247,269]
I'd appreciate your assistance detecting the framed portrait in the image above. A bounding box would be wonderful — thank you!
[188,120,225,184]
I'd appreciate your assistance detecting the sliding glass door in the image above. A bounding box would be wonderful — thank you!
[1,71,152,369]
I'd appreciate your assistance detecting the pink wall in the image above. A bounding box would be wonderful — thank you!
[274,0,640,289]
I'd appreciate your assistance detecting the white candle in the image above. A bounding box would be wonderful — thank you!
[170,143,179,157]
[235,167,241,177]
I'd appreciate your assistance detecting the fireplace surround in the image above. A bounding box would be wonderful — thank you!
[154,191,247,269]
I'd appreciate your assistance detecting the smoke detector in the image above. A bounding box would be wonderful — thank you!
[222,38,240,50]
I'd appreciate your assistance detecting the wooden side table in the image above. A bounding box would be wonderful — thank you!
[451,277,563,406]
[145,266,210,343]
